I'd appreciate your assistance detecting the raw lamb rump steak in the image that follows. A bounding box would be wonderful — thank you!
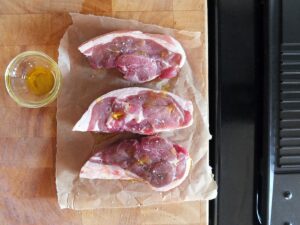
[73,87,193,135]
[80,136,191,191]
[78,31,186,83]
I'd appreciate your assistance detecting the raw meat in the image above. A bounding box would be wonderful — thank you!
[78,31,186,83]
[73,87,193,135]
[80,136,191,191]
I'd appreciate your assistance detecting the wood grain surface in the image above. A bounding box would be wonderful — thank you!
[0,1,209,225]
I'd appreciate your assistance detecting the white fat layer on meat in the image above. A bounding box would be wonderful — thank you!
[80,151,191,192]
[72,104,94,131]
[73,87,193,132]
[80,161,140,180]
[78,31,186,68]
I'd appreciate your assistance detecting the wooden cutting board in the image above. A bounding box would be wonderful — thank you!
[0,0,209,224]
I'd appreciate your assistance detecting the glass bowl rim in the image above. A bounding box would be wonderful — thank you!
[4,50,61,108]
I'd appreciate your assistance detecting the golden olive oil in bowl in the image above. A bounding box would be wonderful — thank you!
[5,51,61,108]
[26,66,55,96]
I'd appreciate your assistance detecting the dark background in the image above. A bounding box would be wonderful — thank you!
[208,0,263,224]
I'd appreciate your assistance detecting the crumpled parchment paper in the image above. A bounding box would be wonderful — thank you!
[56,13,217,209]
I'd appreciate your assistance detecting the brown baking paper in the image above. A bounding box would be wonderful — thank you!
[56,13,217,209]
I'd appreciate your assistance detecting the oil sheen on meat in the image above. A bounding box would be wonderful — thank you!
[80,136,191,191]
[73,87,193,135]
[78,31,186,83]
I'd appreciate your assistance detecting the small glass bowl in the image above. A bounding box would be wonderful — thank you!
[5,51,61,108]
